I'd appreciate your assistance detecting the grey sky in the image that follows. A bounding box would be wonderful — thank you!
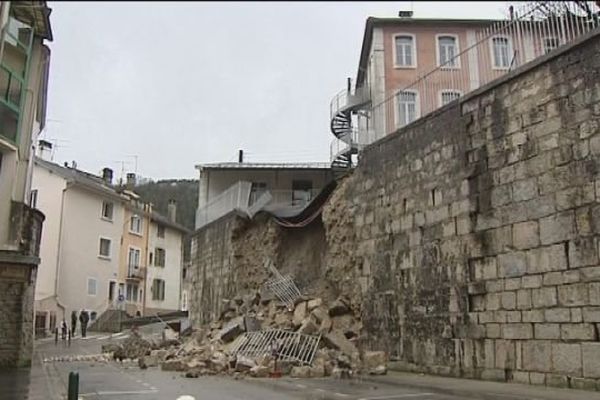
[43,1,510,181]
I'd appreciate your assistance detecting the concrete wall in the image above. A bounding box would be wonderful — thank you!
[322,31,600,388]
[145,222,183,313]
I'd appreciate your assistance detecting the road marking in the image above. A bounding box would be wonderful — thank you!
[176,396,196,400]
[142,382,150,387]
[316,388,327,393]
[334,393,350,397]
[295,383,307,388]
[357,394,435,400]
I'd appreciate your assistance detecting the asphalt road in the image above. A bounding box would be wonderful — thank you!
[5,333,600,400]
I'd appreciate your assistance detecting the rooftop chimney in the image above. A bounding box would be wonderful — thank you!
[167,199,177,223]
[37,139,52,161]
[102,168,113,185]
[238,149,244,163]
[126,173,136,189]
[398,10,413,18]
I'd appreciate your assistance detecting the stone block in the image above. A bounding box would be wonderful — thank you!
[512,371,530,384]
[540,211,575,245]
[569,237,599,268]
[534,323,560,339]
[558,283,589,307]
[517,289,532,310]
[469,257,497,281]
[522,310,544,323]
[542,272,563,286]
[486,323,501,338]
[512,178,537,202]
[486,293,501,310]
[481,226,512,255]
[491,185,512,207]
[552,343,582,376]
[495,340,515,369]
[590,283,600,305]
[486,280,504,293]
[481,368,507,382]
[497,252,527,278]
[527,244,568,274]
[560,324,596,340]
[546,374,570,388]
[512,221,539,250]
[582,343,600,378]
[571,307,583,323]
[544,308,571,323]
[570,377,598,391]
[522,275,542,289]
[323,331,358,358]
[307,298,322,311]
[522,340,552,372]
[583,307,600,322]
[506,311,521,323]
[502,323,533,339]
[501,292,516,310]
[581,266,600,282]
[532,287,557,308]
[529,372,546,385]
[504,278,521,291]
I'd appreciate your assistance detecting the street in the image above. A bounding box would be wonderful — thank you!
[2,334,599,400]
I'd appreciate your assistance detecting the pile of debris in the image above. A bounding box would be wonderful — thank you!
[102,264,387,379]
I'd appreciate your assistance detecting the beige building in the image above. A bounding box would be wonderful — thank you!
[195,159,333,230]
[0,1,52,367]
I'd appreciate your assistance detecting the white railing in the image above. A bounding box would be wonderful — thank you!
[330,84,371,119]
[195,181,252,229]
[264,189,322,209]
[354,1,600,146]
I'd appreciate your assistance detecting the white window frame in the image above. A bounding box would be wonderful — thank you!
[542,36,560,54]
[152,279,165,301]
[438,89,463,107]
[98,237,111,259]
[392,33,417,69]
[129,214,143,235]
[394,89,420,128]
[29,189,38,209]
[436,34,461,69]
[489,35,513,70]
[101,201,114,222]
[128,246,141,269]
[87,277,97,296]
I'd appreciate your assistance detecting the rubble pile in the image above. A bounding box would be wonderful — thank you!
[100,290,388,379]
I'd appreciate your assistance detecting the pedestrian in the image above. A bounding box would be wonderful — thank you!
[79,309,90,338]
[60,319,67,341]
[71,310,78,337]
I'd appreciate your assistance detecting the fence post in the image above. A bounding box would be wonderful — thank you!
[68,371,79,400]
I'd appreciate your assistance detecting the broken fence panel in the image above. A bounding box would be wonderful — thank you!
[230,329,321,366]
[264,275,302,309]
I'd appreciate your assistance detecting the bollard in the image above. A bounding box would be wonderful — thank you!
[68,371,79,400]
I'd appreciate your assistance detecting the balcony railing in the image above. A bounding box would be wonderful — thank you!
[8,201,44,259]
[127,266,146,280]
[195,181,252,229]
[329,84,371,120]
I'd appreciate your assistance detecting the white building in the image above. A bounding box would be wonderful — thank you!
[32,157,127,334]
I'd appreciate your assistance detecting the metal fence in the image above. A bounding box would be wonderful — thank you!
[354,1,600,147]
[195,181,252,229]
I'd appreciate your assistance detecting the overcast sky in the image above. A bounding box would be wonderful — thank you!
[43,1,511,181]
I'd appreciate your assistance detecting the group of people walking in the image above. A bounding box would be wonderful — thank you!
[58,309,90,343]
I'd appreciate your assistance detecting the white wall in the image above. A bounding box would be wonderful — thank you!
[31,164,67,306]
[145,222,182,312]
[58,186,125,319]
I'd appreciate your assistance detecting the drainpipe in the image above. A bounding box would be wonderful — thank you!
[54,186,68,319]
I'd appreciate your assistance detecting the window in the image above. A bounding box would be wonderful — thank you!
[543,37,560,54]
[157,224,165,238]
[155,247,166,267]
[101,201,114,221]
[440,90,462,106]
[130,214,142,234]
[149,252,154,266]
[437,35,459,68]
[292,180,313,205]
[87,278,97,296]
[29,189,38,209]
[128,247,141,269]
[395,90,418,127]
[152,279,165,301]
[126,283,139,302]
[108,281,116,302]
[394,35,415,67]
[99,238,111,258]
[491,36,512,69]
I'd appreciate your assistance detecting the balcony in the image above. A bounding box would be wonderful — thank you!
[127,266,146,281]
[7,201,45,260]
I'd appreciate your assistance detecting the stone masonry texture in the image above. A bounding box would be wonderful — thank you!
[189,32,600,390]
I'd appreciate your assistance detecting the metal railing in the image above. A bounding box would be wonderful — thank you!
[195,181,252,229]
[351,1,600,146]
[330,84,371,120]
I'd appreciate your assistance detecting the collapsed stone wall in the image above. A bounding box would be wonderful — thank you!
[322,31,600,388]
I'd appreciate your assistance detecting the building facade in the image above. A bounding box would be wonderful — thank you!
[0,1,52,367]
[32,159,188,336]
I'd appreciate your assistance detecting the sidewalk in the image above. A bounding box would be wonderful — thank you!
[360,370,600,400]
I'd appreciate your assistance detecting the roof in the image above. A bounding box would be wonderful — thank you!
[356,17,503,86]
[34,157,126,201]
[195,162,331,171]
[150,212,191,235]
[11,1,53,41]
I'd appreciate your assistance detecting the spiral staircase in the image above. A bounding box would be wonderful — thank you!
[329,80,370,179]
